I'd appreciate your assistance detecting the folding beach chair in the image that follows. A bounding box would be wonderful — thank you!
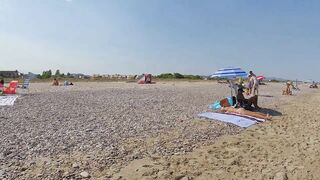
[19,77,31,89]
[18,73,36,90]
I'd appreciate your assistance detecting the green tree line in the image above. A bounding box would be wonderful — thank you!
[156,73,202,80]
[37,69,72,79]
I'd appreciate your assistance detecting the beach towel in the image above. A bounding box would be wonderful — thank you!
[198,112,257,128]
[226,112,265,123]
[0,95,18,106]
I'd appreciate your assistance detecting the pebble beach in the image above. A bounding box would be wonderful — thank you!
[0,81,316,179]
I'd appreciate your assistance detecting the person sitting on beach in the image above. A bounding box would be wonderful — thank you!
[309,81,318,88]
[52,78,59,86]
[63,81,74,86]
[0,79,4,89]
[236,88,260,110]
[309,84,318,88]
[282,82,292,95]
[217,106,272,120]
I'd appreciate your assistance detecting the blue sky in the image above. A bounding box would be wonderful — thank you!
[0,0,319,80]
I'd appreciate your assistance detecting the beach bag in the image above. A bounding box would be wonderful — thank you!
[209,96,235,110]
[209,101,221,109]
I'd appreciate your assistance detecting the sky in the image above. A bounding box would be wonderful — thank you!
[0,0,319,80]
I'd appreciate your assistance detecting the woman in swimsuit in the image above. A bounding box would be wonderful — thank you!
[217,106,272,120]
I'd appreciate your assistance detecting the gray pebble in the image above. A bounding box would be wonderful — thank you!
[80,171,90,178]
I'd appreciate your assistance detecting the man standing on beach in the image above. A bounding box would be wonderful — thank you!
[249,71,256,77]
[249,71,258,95]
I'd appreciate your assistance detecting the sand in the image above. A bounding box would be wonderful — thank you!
[0,81,317,179]
[114,87,320,179]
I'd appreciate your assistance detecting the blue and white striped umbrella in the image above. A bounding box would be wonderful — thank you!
[211,67,247,78]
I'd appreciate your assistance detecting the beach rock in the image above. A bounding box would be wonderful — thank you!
[274,172,288,180]
[0,170,4,176]
[80,171,90,178]
[181,176,193,180]
[72,163,79,169]
[20,167,28,171]
[175,175,186,180]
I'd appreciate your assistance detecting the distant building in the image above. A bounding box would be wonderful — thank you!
[70,73,90,79]
[0,70,21,78]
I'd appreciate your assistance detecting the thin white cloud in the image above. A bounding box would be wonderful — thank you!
[65,0,73,2]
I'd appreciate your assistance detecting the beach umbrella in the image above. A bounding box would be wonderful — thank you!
[211,67,248,78]
[256,76,265,80]
[211,67,247,96]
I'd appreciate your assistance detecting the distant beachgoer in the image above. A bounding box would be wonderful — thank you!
[236,88,260,110]
[249,71,256,77]
[217,106,272,120]
[0,79,4,88]
[52,78,59,86]
[249,74,259,95]
[145,74,152,84]
[248,71,258,95]
[248,75,253,94]
[64,81,74,86]
[310,81,318,88]
[282,82,292,95]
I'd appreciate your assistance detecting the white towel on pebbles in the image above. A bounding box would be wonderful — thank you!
[198,112,257,128]
[0,95,18,106]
